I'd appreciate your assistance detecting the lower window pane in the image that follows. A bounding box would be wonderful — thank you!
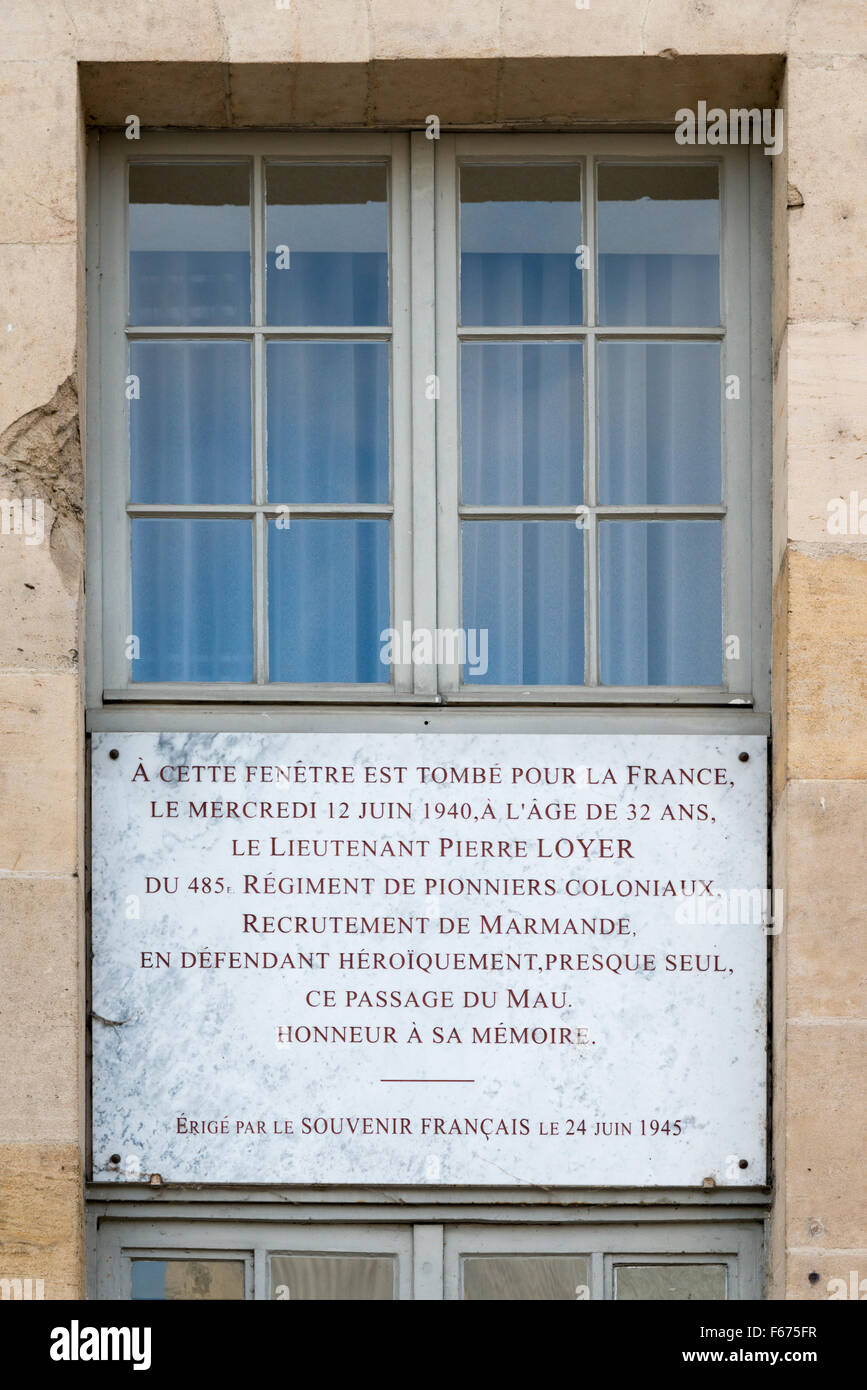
[270,1254,395,1301]
[599,521,722,686]
[614,1264,727,1300]
[462,521,585,685]
[131,1259,245,1301]
[462,1256,589,1301]
[268,519,390,683]
[131,519,253,682]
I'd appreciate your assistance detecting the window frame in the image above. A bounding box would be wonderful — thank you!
[434,132,756,704]
[87,1205,765,1301]
[86,130,770,712]
[90,131,416,704]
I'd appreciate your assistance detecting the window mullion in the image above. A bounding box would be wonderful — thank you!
[433,135,460,694]
[585,156,600,687]
[252,155,267,683]
[409,131,439,697]
[253,510,267,684]
[252,154,265,327]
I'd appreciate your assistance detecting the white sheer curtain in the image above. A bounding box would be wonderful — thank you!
[461,247,722,686]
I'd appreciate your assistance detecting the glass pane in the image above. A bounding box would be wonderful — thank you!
[130,341,252,504]
[463,1256,589,1301]
[600,521,722,686]
[131,1259,245,1301]
[267,342,388,503]
[461,343,583,505]
[598,342,720,504]
[129,163,250,326]
[615,1264,727,1300]
[266,164,388,326]
[268,519,389,683]
[460,164,582,325]
[597,165,720,326]
[131,519,253,682]
[270,1254,394,1301]
[462,522,585,685]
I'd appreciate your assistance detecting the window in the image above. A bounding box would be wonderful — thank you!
[90,132,763,705]
[90,1210,765,1300]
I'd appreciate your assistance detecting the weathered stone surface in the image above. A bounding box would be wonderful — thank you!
[784,1248,867,1301]
[0,675,80,873]
[783,781,867,1018]
[771,554,789,808]
[786,322,867,545]
[368,0,501,60]
[70,0,223,62]
[0,1143,83,1299]
[0,3,77,61]
[501,0,640,58]
[790,0,867,58]
[291,62,370,126]
[784,548,867,781]
[0,375,82,526]
[0,249,77,434]
[0,877,81,1144]
[0,504,81,671]
[787,57,867,322]
[79,62,230,128]
[78,54,784,128]
[0,64,79,245]
[220,0,371,66]
[0,376,82,669]
[785,1022,867,1251]
[372,59,499,126]
[641,0,792,55]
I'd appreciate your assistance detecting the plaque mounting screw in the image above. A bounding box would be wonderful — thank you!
[808,1272,820,1284]
[109,1153,121,1164]
[109,748,119,760]
[738,752,749,762]
[738,1158,749,1169]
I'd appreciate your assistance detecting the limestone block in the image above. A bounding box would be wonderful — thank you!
[0,63,79,244]
[785,1021,867,1251]
[787,57,867,321]
[0,674,80,874]
[0,1143,84,1299]
[784,1248,867,1300]
[0,247,77,435]
[0,876,81,1144]
[785,547,867,780]
[782,780,867,1018]
[786,322,867,545]
[367,0,501,61]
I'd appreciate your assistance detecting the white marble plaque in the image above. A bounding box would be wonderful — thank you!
[91,732,768,1187]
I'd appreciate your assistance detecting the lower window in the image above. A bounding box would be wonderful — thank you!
[91,1214,764,1301]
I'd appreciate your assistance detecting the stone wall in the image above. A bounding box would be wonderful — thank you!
[0,0,864,1299]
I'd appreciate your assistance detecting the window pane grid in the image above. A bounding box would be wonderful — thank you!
[125,152,395,688]
[106,138,753,702]
[455,153,728,692]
